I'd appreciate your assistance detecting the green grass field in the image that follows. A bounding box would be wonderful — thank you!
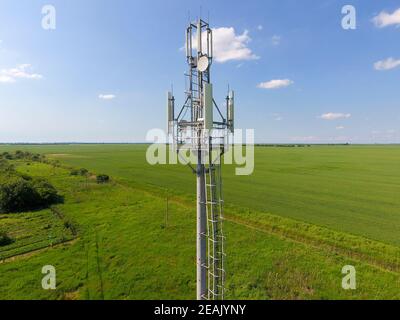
[0,144,399,299]
[2,144,399,244]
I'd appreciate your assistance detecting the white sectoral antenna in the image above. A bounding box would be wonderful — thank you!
[167,18,235,300]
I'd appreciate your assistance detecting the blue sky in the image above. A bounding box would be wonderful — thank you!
[0,0,399,143]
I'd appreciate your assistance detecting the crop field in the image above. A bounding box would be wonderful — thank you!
[0,144,399,299]
[0,208,75,261]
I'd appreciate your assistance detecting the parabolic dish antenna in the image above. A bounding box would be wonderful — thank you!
[197,55,209,72]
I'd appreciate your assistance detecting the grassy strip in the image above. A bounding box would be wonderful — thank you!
[111,178,400,274]
[101,174,400,276]
[224,209,400,273]
[116,177,400,273]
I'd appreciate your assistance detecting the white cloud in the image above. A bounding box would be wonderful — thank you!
[99,94,116,100]
[272,113,283,121]
[193,27,259,63]
[336,126,345,130]
[271,35,281,46]
[257,25,263,31]
[320,113,351,120]
[0,64,43,83]
[372,8,400,28]
[257,79,293,90]
[374,57,400,71]
[0,75,16,83]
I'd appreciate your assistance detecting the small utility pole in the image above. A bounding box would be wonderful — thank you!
[165,192,169,228]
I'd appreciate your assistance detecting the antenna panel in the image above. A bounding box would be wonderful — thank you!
[204,83,213,131]
[228,91,234,133]
[167,92,174,134]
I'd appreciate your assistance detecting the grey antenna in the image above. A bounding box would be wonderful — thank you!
[166,16,235,301]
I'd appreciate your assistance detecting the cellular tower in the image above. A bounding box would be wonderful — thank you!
[167,18,235,300]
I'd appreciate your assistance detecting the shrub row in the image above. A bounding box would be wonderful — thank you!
[0,151,45,162]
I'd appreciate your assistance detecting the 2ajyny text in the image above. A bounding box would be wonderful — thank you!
[154,304,247,318]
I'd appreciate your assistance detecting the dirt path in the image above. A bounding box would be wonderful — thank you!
[0,238,78,264]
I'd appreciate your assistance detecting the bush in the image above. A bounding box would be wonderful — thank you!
[0,160,15,174]
[70,168,89,176]
[31,154,41,161]
[0,176,62,213]
[14,150,25,159]
[96,174,110,184]
[0,176,36,213]
[70,169,79,176]
[79,168,89,176]
[31,179,60,206]
[0,152,13,160]
[18,173,32,181]
[0,231,14,246]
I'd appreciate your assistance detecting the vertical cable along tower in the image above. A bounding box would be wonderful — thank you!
[167,18,235,300]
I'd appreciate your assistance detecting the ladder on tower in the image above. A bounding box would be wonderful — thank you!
[204,147,226,300]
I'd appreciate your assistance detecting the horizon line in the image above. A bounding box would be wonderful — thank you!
[1,142,400,146]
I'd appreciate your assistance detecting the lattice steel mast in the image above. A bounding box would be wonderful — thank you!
[167,18,235,300]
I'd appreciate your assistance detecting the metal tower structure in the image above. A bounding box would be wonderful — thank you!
[167,18,235,300]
